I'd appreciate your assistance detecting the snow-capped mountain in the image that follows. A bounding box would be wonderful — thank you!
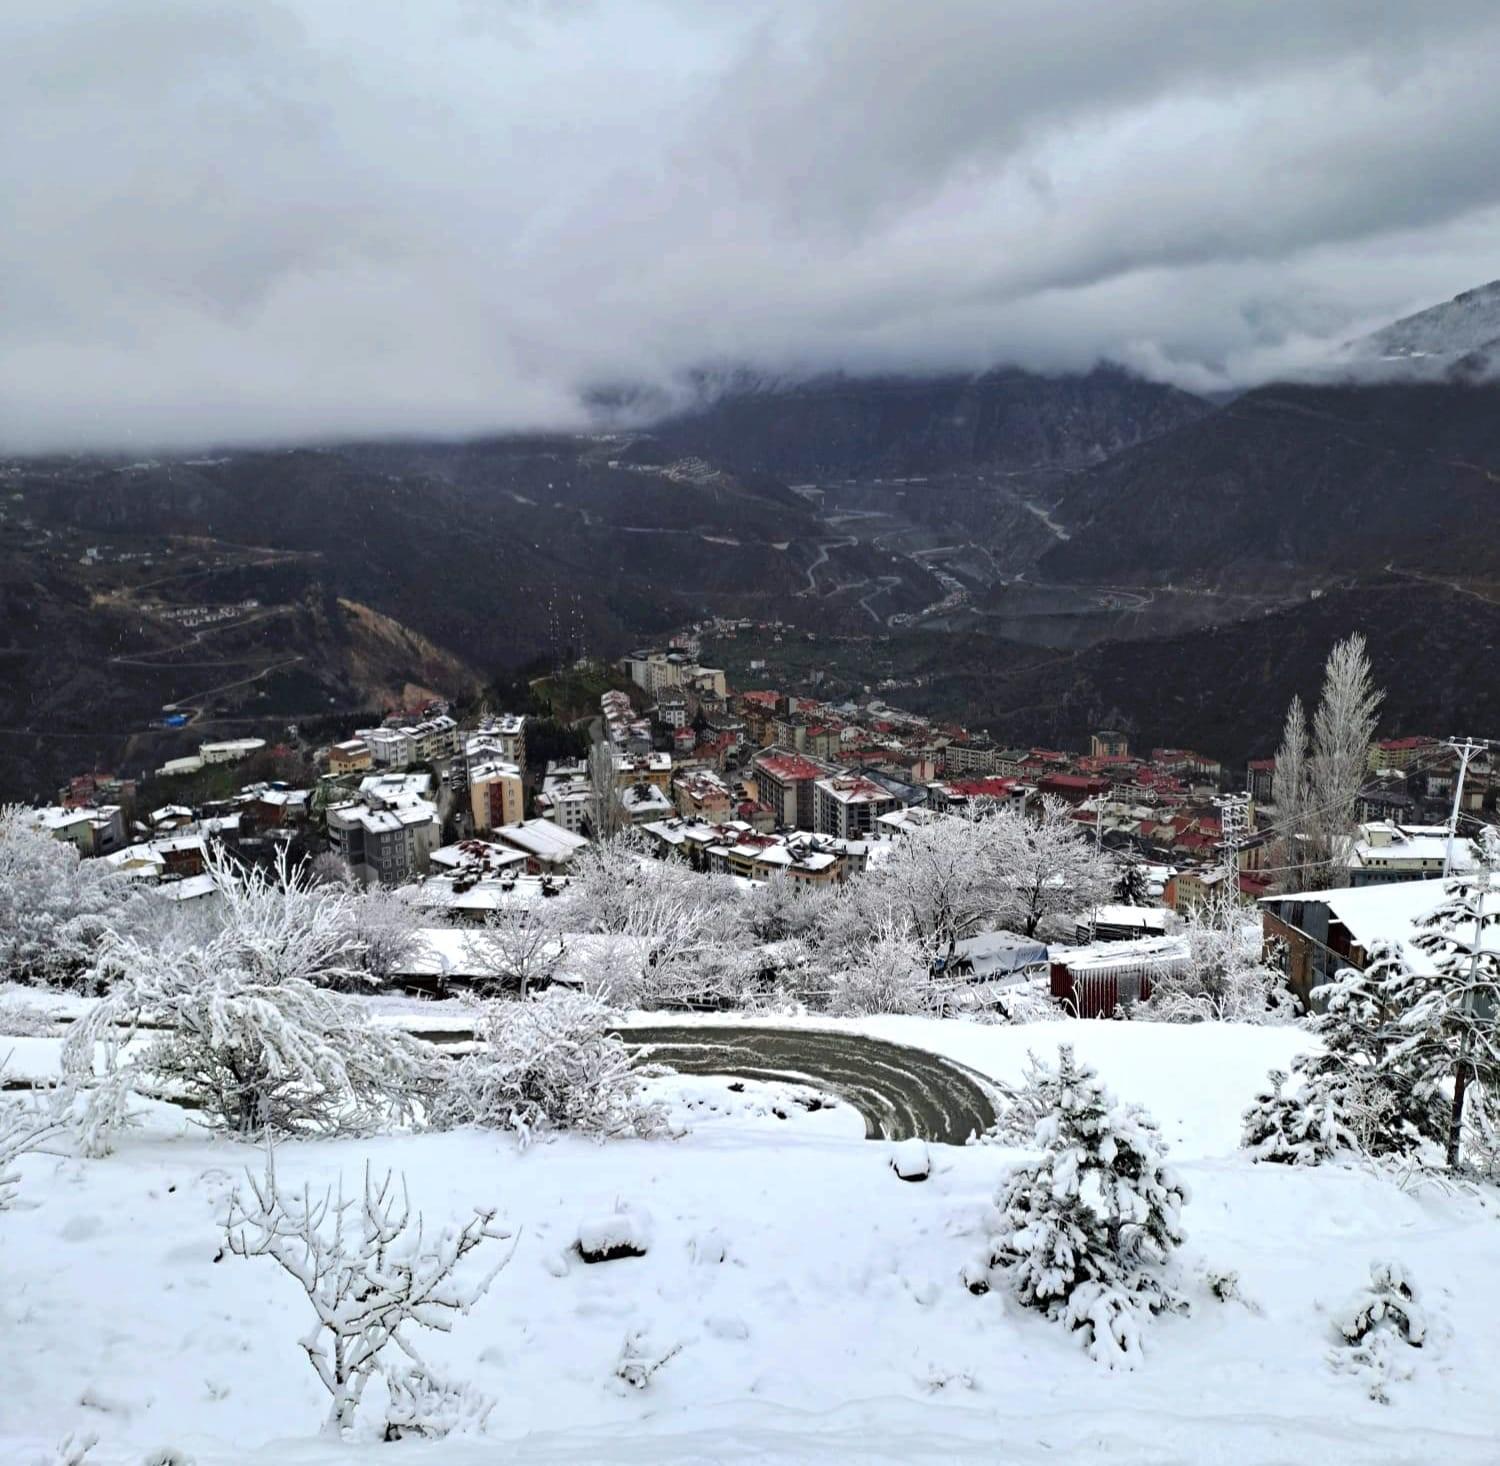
[1352,280,1500,369]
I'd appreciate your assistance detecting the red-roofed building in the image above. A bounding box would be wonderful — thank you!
[753,751,834,828]
[1037,773,1110,805]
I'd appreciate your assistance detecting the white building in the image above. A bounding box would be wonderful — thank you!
[813,775,899,840]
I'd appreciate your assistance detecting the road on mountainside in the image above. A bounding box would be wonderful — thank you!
[621,1025,1000,1144]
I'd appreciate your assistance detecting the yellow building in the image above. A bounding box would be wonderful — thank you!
[469,760,525,831]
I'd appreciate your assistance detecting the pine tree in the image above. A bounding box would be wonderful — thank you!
[1397,835,1500,1166]
[978,1045,1188,1366]
[1241,944,1446,1165]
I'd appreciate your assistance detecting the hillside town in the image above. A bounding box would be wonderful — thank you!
[19,624,1496,1018]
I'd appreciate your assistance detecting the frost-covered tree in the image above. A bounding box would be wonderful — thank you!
[0,805,151,986]
[65,848,440,1135]
[975,1045,1189,1366]
[464,908,563,999]
[1307,635,1383,889]
[1142,889,1285,1023]
[557,837,731,1007]
[739,869,833,945]
[1271,696,1311,894]
[990,798,1115,940]
[1328,1260,1427,1404]
[428,990,667,1146]
[857,809,996,962]
[1396,838,1500,1166]
[824,910,936,1016]
[348,884,425,987]
[587,741,624,840]
[225,1151,509,1435]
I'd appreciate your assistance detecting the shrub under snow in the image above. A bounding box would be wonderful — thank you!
[1328,1260,1428,1403]
[973,1045,1189,1367]
[429,991,667,1147]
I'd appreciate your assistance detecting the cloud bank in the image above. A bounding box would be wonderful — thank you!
[4,0,1500,450]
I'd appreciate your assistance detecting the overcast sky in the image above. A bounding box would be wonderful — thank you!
[4,0,1500,451]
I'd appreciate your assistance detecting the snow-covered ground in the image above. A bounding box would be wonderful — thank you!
[5,1010,1500,1464]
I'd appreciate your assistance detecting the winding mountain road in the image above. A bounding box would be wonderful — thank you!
[622,1025,1000,1143]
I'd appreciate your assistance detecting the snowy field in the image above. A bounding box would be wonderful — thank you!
[5,1012,1500,1464]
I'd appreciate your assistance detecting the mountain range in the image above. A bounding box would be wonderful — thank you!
[2,282,1496,800]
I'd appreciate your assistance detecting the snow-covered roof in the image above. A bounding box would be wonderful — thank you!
[495,819,590,862]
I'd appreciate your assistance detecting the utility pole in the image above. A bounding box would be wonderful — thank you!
[1214,792,1251,890]
[1442,737,1488,877]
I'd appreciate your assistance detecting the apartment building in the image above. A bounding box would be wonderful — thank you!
[468,759,524,832]
[813,775,898,840]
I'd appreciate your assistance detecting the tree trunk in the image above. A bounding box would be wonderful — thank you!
[1446,1027,1473,1169]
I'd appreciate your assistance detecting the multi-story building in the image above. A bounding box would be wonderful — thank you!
[327,802,440,886]
[1347,821,1475,886]
[614,750,673,791]
[199,738,267,766]
[673,768,734,823]
[752,751,833,829]
[537,761,594,835]
[813,775,898,839]
[469,714,527,771]
[328,739,372,776]
[1090,730,1131,759]
[655,690,690,728]
[1246,757,1277,804]
[468,759,524,832]
[1367,736,1437,774]
[944,739,999,776]
[26,804,127,857]
[619,781,675,825]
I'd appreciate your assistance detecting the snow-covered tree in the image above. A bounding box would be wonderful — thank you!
[1241,944,1446,1166]
[587,741,623,840]
[65,848,441,1135]
[463,908,563,999]
[428,990,667,1146]
[1328,1260,1428,1404]
[739,869,833,945]
[990,798,1115,940]
[225,1151,510,1435]
[1307,635,1383,889]
[1271,696,1311,894]
[1142,889,1285,1022]
[348,884,425,987]
[0,805,150,986]
[975,1045,1189,1366]
[1114,862,1152,907]
[1395,837,1500,1166]
[824,910,936,1016]
[856,809,996,962]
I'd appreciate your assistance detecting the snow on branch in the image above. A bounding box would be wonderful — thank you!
[224,1147,511,1436]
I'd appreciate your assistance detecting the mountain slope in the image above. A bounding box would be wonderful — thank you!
[1040,379,1500,587]
[1354,279,1500,369]
[647,365,1209,480]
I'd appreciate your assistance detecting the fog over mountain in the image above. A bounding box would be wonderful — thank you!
[5,1,1500,451]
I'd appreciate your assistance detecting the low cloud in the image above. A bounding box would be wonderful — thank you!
[3,1,1499,451]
